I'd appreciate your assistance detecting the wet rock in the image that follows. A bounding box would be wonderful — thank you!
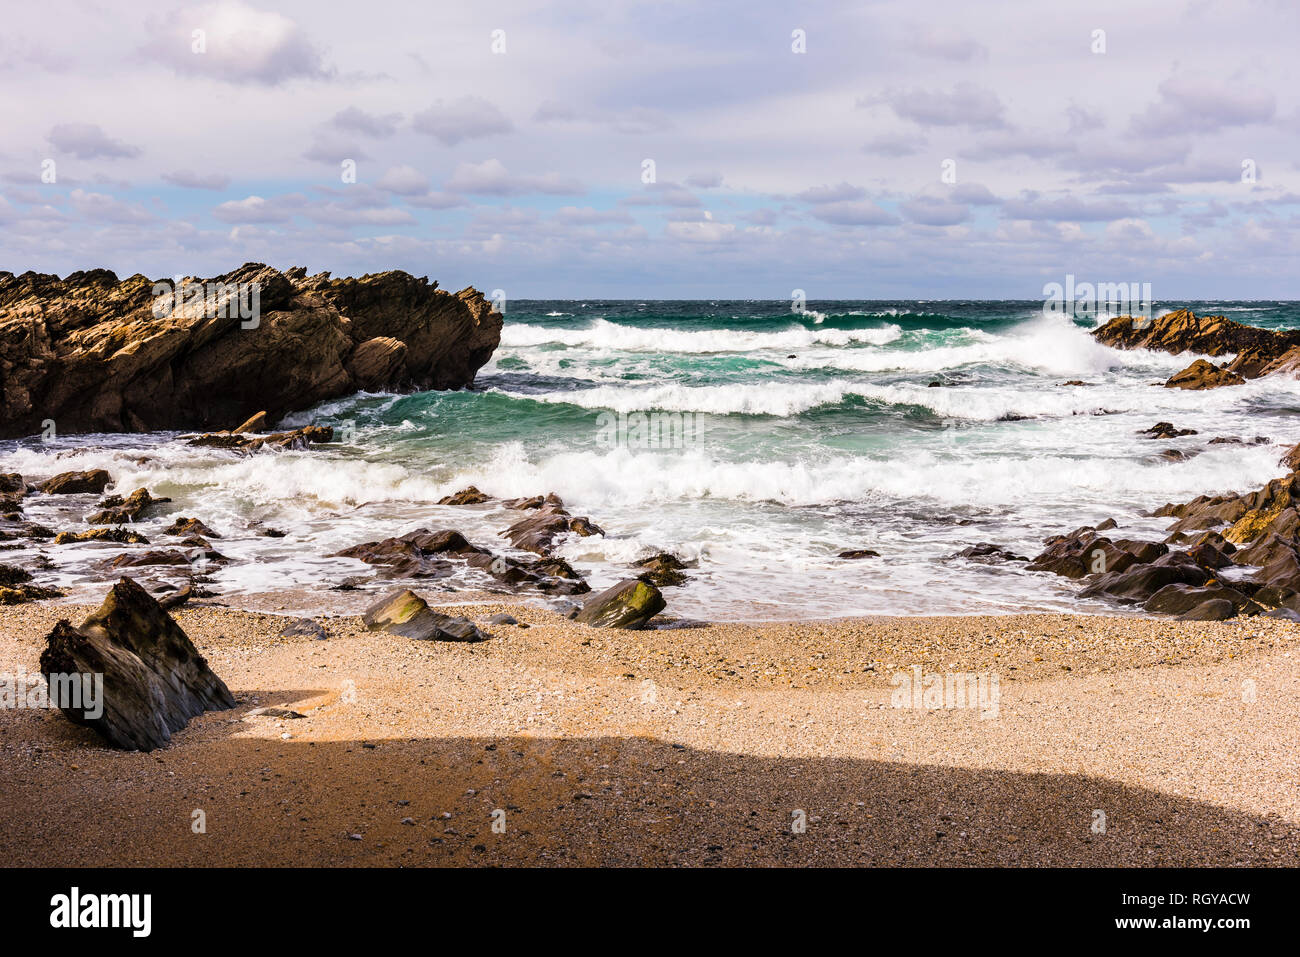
[1093,309,1300,364]
[1078,558,1210,604]
[1113,539,1168,564]
[362,589,486,642]
[1139,422,1197,439]
[574,578,666,629]
[187,425,334,452]
[634,553,691,586]
[952,543,1029,563]
[484,613,518,626]
[38,470,111,495]
[0,473,24,495]
[106,549,197,568]
[279,617,328,640]
[837,549,881,560]
[1143,583,1253,616]
[157,583,194,611]
[87,488,171,525]
[1164,359,1245,391]
[0,564,65,604]
[1029,534,1135,579]
[1232,532,1297,567]
[502,504,602,556]
[164,517,221,538]
[37,577,236,751]
[1178,599,1237,621]
[0,265,503,439]
[438,486,491,505]
[54,527,150,545]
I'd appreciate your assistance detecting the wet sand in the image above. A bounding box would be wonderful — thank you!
[1,600,1297,866]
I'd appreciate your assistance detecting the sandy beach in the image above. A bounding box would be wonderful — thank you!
[2,599,1296,867]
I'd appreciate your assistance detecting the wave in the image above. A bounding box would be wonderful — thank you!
[499,318,903,353]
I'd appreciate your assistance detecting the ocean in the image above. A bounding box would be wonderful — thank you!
[5,299,1300,619]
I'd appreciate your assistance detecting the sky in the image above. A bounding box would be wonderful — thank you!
[0,0,1297,298]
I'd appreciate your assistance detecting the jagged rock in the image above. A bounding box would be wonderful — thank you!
[634,553,690,586]
[1029,533,1135,579]
[837,549,881,560]
[0,564,64,604]
[1232,532,1297,567]
[37,578,236,751]
[361,589,486,642]
[502,504,603,555]
[503,493,563,510]
[1164,359,1245,391]
[186,425,333,452]
[0,473,24,494]
[106,549,196,568]
[951,543,1029,563]
[1093,309,1300,363]
[575,578,665,629]
[438,486,491,505]
[1113,539,1168,564]
[232,411,267,434]
[1280,444,1300,472]
[0,264,503,438]
[164,517,221,538]
[37,470,111,495]
[279,617,328,640]
[87,488,171,524]
[54,527,149,545]
[1139,422,1197,439]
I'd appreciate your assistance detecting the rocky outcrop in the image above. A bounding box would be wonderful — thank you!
[37,577,236,750]
[87,488,170,524]
[0,264,503,438]
[634,553,690,587]
[38,470,111,495]
[1093,309,1300,359]
[185,424,334,453]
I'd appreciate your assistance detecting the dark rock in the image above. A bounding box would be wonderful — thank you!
[1093,309,1300,366]
[0,473,24,494]
[574,578,666,629]
[361,589,486,642]
[1139,422,1197,439]
[186,425,334,452]
[54,527,149,545]
[953,543,1029,563]
[0,265,503,439]
[279,617,328,640]
[634,552,691,586]
[1079,560,1210,603]
[157,583,194,611]
[1143,583,1252,616]
[38,470,111,495]
[438,486,491,505]
[37,578,236,750]
[164,517,221,538]
[838,549,881,560]
[87,488,171,524]
[485,613,518,626]
[1164,359,1245,391]
[1178,599,1237,621]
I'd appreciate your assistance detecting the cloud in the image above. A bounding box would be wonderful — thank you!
[809,201,900,226]
[375,165,429,196]
[622,182,701,207]
[445,159,582,196]
[900,196,970,226]
[332,107,402,138]
[162,170,230,190]
[412,97,513,146]
[666,212,736,243]
[553,206,634,225]
[685,172,723,189]
[862,132,925,157]
[532,102,673,134]
[142,1,333,86]
[302,132,369,164]
[212,194,302,223]
[46,123,140,160]
[797,183,866,204]
[861,83,1007,130]
[1131,74,1275,136]
[1002,192,1136,222]
[69,189,152,223]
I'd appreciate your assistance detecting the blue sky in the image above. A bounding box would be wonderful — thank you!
[1,0,1297,297]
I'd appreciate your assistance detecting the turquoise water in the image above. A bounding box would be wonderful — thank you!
[5,300,1300,619]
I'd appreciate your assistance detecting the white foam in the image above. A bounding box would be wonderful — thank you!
[499,317,902,353]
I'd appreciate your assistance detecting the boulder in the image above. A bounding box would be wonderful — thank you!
[54,527,149,545]
[575,578,666,629]
[0,264,503,439]
[279,617,328,640]
[1143,583,1253,616]
[838,549,881,560]
[1164,359,1245,391]
[1078,560,1210,604]
[1093,309,1300,363]
[952,543,1029,563]
[37,577,236,751]
[361,589,486,642]
[1139,422,1197,439]
[164,517,221,538]
[37,470,111,495]
[1178,599,1237,621]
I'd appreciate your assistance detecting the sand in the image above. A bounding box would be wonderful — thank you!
[1,598,1297,866]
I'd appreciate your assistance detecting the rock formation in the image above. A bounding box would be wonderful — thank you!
[0,264,503,438]
[38,577,236,750]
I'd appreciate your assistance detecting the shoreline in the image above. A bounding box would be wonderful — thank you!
[2,597,1296,866]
